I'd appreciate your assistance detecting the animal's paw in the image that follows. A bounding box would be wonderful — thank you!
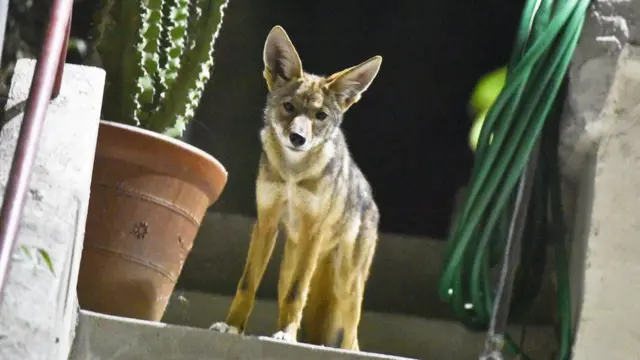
[209,322,240,334]
[272,330,295,342]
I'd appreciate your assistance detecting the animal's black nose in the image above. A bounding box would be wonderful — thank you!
[289,132,306,147]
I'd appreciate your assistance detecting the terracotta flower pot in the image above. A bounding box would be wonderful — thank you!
[77,120,227,321]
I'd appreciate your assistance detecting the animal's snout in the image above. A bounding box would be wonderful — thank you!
[288,115,311,149]
[289,132,306,147]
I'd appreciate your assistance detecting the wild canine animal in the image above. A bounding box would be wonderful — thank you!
[209,25,382,351]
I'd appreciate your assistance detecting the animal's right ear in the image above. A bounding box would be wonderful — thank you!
[263,26,303,91]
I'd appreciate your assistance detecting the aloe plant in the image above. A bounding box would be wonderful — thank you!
[91,0,230,138]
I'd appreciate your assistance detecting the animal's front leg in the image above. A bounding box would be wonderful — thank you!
[273,216,323,342]
[210,204,280,334]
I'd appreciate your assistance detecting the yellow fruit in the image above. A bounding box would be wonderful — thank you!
[469,110,494,153]
[469,67,507,115]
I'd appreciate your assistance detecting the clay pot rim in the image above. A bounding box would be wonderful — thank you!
[98,120,228,205]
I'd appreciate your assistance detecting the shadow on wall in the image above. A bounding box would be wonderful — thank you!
[186,0,526,239]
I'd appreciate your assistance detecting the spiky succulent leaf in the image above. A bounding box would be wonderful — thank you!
[94,0,230,137]
[95,0,143,126]
[159,0,190,94]
[147,0,230,135]
[185,0,203,51]
[133,0,166,127]
[89,0,114,65]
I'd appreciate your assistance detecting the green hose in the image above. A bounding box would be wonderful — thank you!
[439,0,590,358]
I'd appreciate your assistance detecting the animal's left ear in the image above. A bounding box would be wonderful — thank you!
[326,55,382,110]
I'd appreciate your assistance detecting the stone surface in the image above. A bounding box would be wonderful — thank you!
[70,294,555,360]
[164,291,556,360]
[557,1,640,358]
[71,310,415,360]
[560,0,639,182]
[570,45,640,360]
[0,59,105,360]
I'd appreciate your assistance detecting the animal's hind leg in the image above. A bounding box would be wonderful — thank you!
[337,277,366,350]
[321,280,363,350]
[325,232,377,351]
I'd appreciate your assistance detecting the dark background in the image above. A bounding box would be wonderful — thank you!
[68,0,526,239]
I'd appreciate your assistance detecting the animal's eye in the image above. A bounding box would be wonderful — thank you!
[283,101,294,112]
[315,111,328,120]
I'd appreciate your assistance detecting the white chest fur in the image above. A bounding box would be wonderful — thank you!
[257,130,336,241]
[256,178,323,242]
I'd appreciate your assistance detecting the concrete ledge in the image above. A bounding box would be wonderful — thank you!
[162,291,555,360]
[69,292,555,360]
[71,309,416,360]
[177,211,557,325]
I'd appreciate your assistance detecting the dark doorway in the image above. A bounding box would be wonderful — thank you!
[170,0,525,239]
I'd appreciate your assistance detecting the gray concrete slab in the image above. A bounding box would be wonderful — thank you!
[559,0,639,183]
[71,309,416,360]
[556,1,640,358]
[0,59,105,360]
[571,45,640,360]
[69,292,555,360]
[163,291,556,360]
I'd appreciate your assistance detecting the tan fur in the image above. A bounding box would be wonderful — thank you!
[210,26,382,351]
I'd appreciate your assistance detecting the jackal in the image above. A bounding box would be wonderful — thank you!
[210,25,382,351]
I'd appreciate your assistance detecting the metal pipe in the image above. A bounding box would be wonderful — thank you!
[0,0,73,301]
[0,0,10,68]
[53,13,72,98]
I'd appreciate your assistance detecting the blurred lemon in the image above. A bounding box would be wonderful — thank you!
[469,67,507,115]
[468,67,505,153]
[469,109,494,152]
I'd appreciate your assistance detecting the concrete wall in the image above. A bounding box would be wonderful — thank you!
[556,0,640,358]
[570,45,640,360]
[0,60,104,360]
[175,212,556,326]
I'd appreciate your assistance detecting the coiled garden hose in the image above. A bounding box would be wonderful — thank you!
[438,0,590,359]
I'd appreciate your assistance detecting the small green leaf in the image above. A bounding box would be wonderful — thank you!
[20,245,32,259]
[37,249,55,275]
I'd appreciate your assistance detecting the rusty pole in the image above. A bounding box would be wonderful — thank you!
[0,0,74,301]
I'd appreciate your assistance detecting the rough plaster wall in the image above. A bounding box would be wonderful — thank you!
[557,0,638,331]
[0,60,104,359]
[560,0,640,357]
[571,45,640,360]
[559,0,638,182]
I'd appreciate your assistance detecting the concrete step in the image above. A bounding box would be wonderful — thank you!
[71,309,415,360]
[69,291,554,360]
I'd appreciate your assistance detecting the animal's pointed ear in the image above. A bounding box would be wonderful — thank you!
[326,56,382,110]
[263,26,303,91]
